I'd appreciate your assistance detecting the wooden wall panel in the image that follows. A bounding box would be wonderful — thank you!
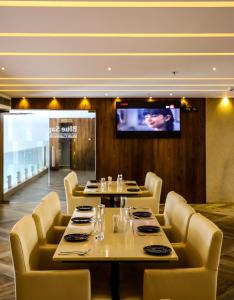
[49,117,95,170]
[12,97,206,203]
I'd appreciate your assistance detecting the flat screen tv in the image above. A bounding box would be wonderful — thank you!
[116,100,181,138]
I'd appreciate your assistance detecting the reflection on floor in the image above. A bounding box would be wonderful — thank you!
[7,169,95,202]
[0,173,233,299]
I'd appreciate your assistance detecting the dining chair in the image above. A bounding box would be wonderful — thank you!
[155,191,187,226]
[69,170,86,195]
[120,213,223,300]
[142,213,223,300]
[32,194,67,245]
[162,201,196,243]
[10,215,91,300]
[138,171,154,194]
[42,191,70,226]
[64,175,101,214]
[126,173,162,213]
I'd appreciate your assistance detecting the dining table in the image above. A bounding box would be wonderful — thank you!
[83,180,143,207]
[53,207,178,300]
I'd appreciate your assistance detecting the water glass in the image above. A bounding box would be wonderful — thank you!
[97,203,105,218]
[113,214,120,233]
[95,217,104,240]
[100,177,106,190]
[120,196,127,208]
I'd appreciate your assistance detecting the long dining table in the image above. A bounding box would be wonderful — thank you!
[83,180,143,207]
[53,207,178,300]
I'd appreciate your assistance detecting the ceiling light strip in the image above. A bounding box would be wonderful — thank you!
[0,77,234,81]
[1,1,234,8]
[0,83,232,87]
[1,33,234,38]
[1,52,234,56]
[0,89,227,92]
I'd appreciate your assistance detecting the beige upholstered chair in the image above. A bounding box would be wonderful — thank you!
[10,215,91,300]
[126,173,162,213]
[120,213,223,300]
[64,174,101,214]
[69,170,85,195]
[155,191,187,226]
[162,201,196,243]
[32,193,68,244]
[139,171,154,193]
[142,213,223,300]
[42,191,70,226]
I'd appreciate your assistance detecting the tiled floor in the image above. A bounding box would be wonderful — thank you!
[0,172,233,299]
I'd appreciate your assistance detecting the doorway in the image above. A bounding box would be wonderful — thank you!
[3,110,96,200]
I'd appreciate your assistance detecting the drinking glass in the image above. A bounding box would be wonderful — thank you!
[95,217,104,240]
[113,214,120,233]
[97,203,105,218]
[120,196,127,208]
[100,177,106,190]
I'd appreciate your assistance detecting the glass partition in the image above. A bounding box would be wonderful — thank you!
[3,110,96,194]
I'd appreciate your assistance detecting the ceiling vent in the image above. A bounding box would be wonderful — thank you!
[0,94,11,111]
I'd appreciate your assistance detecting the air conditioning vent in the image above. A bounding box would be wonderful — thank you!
[0,94,11,111]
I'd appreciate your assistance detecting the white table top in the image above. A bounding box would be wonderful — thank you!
[83,180,143,195]
[53,208,178,262]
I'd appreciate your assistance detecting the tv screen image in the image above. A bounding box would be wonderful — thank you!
[116,101,181,138]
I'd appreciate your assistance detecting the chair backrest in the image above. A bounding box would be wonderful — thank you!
[167,201,195,243]
[64,175,73,211]
[10,215,39,273]
[70,171,78,188]
[42,191,61,216]
[164,191,187,223]
[186,213,223,269]
[144,171,154,189]
[32,198,58,244]
[149,173,162,202]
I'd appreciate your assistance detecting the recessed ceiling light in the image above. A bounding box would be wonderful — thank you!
[107,67,112,71]
[1,67,5,71]
[212,67,217,71]
[169,93,173,96]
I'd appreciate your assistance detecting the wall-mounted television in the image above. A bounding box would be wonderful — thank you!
[116,100,181,138]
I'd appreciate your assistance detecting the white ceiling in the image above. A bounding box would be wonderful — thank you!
[1,1,234,99]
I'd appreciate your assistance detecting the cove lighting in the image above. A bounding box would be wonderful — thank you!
[1,1,234,8]
[1,52,234,56]
[0,83,233,87]
[0,77,234,81]
[0,89,228,92]
[1,33,234,38]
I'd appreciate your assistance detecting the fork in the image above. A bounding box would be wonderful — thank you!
[58,249,91,256]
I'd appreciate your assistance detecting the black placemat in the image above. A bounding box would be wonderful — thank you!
[144,245,172,256]
[137,225,160,233]
[76,205,94,211]
[127,188,140,192]
[64,233,89,242]
[132,211,152,218]
[126,183,137,186]
[71,217,93,224]
[86,185,98,189]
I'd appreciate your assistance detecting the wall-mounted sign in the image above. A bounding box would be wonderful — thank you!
[49,125,77,139]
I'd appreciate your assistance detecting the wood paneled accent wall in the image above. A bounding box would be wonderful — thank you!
[12,97,206,203]
[49,117,95,170]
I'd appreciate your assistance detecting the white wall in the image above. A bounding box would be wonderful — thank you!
[206,98,234,202]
